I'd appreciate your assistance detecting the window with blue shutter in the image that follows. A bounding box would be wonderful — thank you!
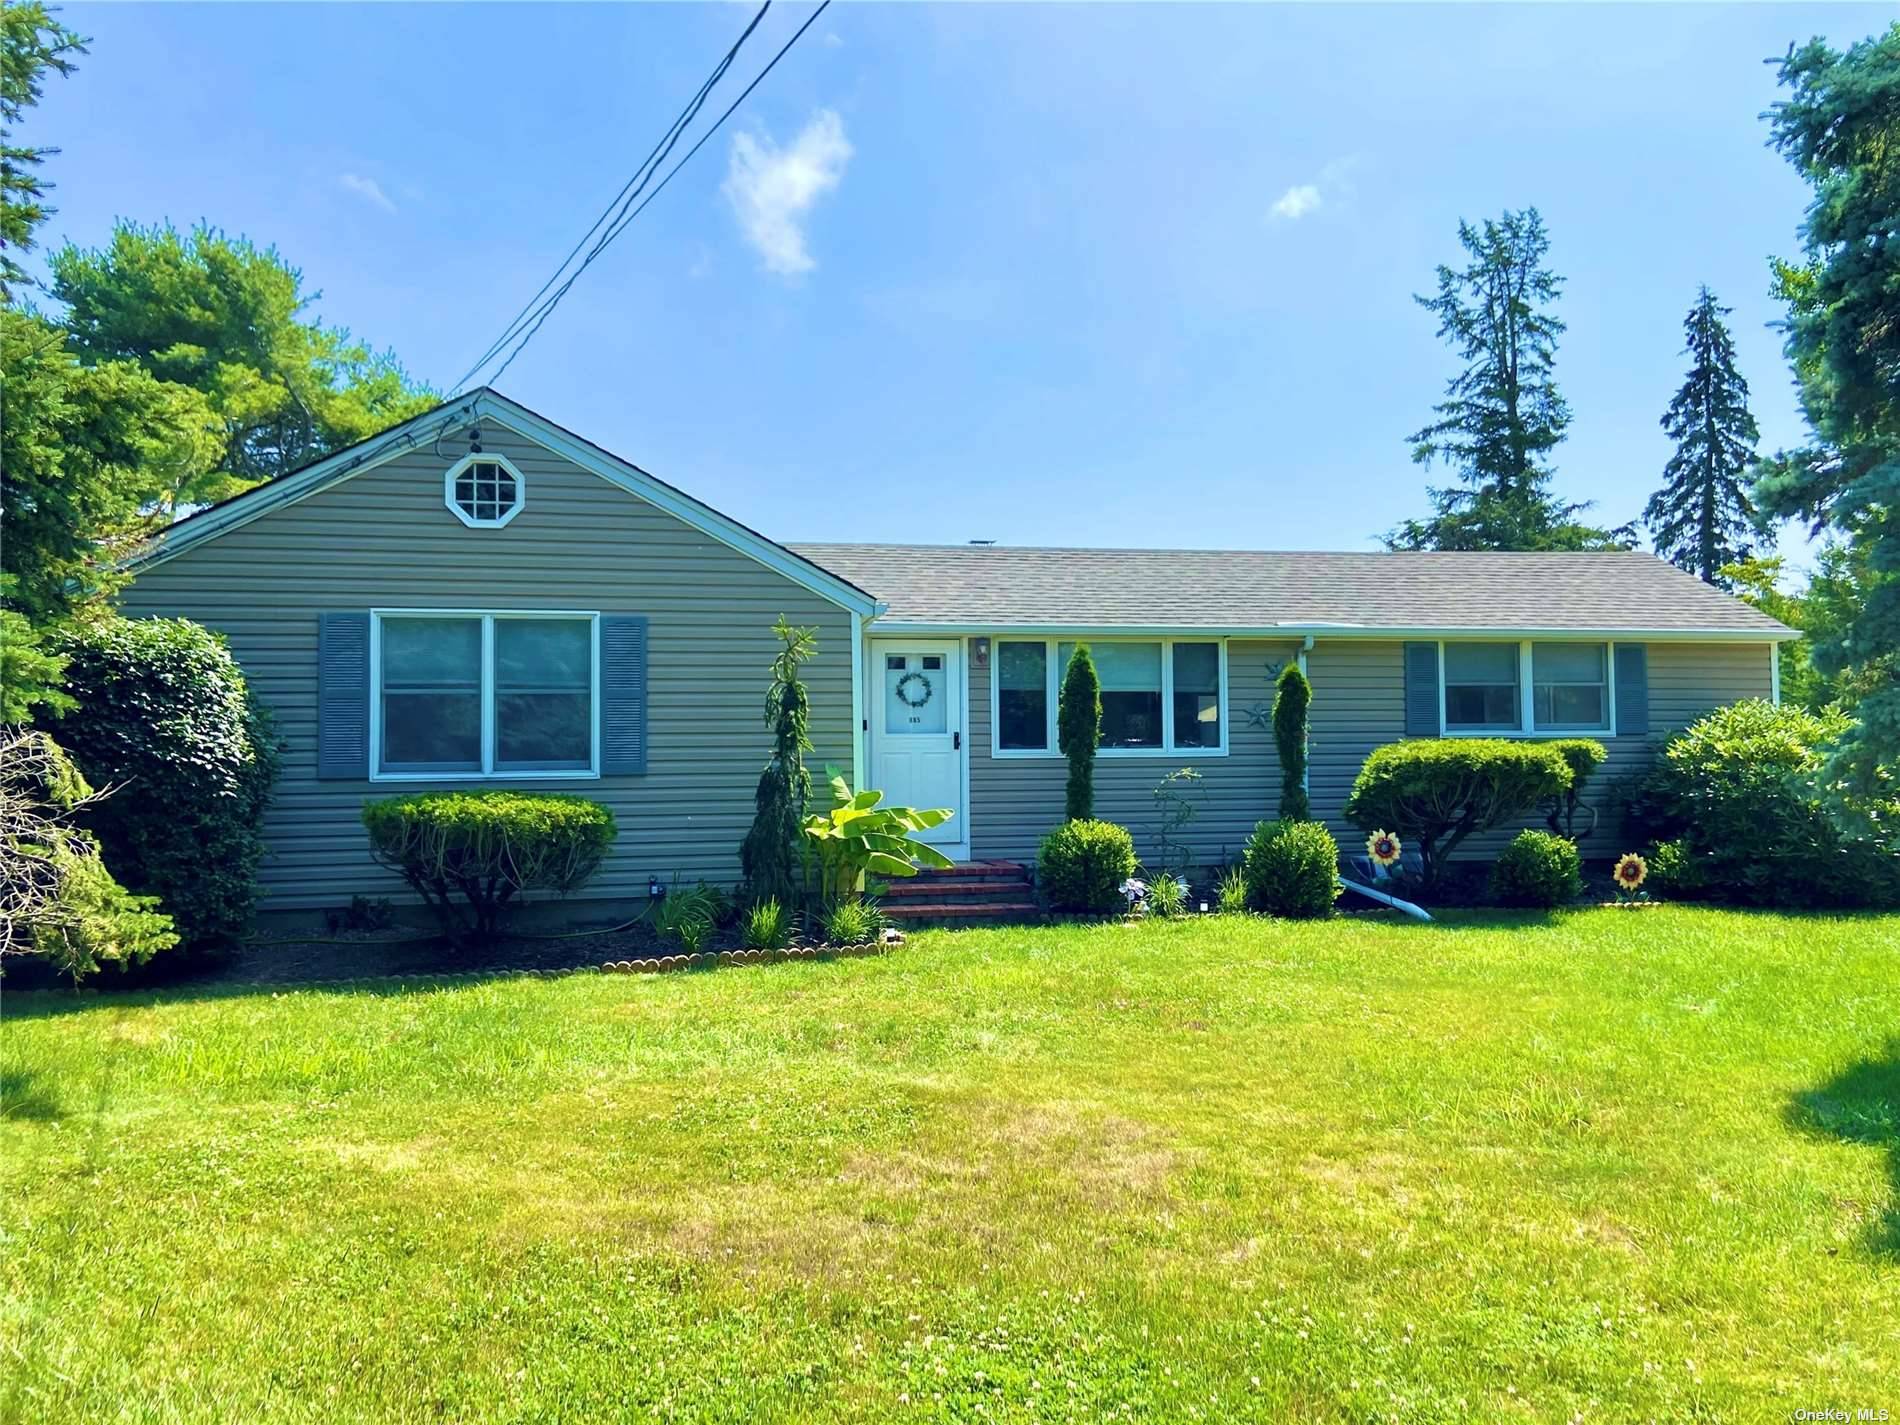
[317,612,371,779]
[1614,644,1650,736]
[600,615,649,776]
[1403,642,1440,737]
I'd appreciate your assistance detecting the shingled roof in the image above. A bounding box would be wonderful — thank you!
[787,544,1793,637]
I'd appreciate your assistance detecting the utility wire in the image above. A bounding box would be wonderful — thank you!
[449,1,773,394]
[476,0,833,392]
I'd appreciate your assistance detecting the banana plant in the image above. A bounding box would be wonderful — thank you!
[801,766,955,904]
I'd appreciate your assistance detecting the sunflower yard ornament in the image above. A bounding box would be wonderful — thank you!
[1611,852,1650,904]
[1366,830,1402,870]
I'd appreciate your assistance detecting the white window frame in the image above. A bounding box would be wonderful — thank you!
[988,637,1229,759]
[443,452,526,529]
[1437,638,1616,739]
[369,609,601,781]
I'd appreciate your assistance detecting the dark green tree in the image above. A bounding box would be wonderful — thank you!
[1058,643,1101,821]
[1752,24,1900,794]
[0,2,85,300]
[1646,287,1762,585]
[49,222,435,501]
[1388,208,1631,552]
[1272,661,1310,821]
[740,618,817,907]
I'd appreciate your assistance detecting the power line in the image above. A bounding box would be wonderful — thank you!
[474,0,833,392]
[449,1,772,394]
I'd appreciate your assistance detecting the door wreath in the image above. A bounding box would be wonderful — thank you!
[894,670,934,708]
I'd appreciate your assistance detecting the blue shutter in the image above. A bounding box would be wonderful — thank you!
[1403,642,1440,737]
[1614,644,1650,736]
[317,612,370,780]
[601,615,649,776]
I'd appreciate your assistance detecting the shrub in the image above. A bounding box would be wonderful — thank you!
[1242,819,1341,918]
[362,791,616,940]
[1037,818,1137,913]
[1343,739,1572,889]
[655,882,720,953]
[1645,838,1701,898]
[822,896,884,946]
[1216,865,1249,915]
[741,897,791,951]
[1489,829,1582,909]
[740,618,817,908]
[1626,699,1900,908]
[1541,738,1608,840]
[1273,662,1312,821]
[1058,644,1101,820]
[1145,871,1188,918]
[54,616,280,951]
[1,728,177,979]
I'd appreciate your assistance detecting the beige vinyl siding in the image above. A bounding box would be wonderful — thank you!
[1305,639,1776,857]
[121,426,853,910]
[966,639,1297,867]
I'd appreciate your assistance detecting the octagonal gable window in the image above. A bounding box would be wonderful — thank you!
[444,453,524,528]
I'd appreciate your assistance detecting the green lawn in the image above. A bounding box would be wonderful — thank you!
[2,909,1896,1423]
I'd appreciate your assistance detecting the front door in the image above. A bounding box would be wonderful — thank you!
[870,641,963,850]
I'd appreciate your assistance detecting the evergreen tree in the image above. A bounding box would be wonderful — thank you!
[1753,24,1900,795]
[1058,644,1100,821]
[1646,287,1762,585]
[1388,208,1631,552]
[740,619,817,907]
[1272,661,1310,822]
[0,2,85,300]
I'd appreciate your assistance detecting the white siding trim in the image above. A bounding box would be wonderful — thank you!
[870,622,1788,643]
[1770,642,1782,706]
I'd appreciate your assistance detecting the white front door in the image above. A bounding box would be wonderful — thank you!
[870,641,964,850]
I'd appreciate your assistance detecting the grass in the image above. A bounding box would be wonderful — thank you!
[2,907,1896,1422]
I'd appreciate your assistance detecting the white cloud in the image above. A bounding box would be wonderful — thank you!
[1269,183,1322,221]
[723,109,852,276]
[338,173,396,213]
[823,31,843,48]
[1267,157,1362,224]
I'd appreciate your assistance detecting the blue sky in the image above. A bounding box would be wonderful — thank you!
[28,3,1890,562]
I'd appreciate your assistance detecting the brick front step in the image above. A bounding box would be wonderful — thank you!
[881,901,1042,923]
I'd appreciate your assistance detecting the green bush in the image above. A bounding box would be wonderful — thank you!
[741,897,791,951]
[1344,739,1572,888]
[54,616,279,952]
[822,897,885,946]
[1541,739,1608,840]
[1490,829,1582,908]
[362,791,616,940]
[1037,818,1137,914]
[1216,865,1249,915]
[655,881,723,952]
[1145,871,1188,918]
[1645,838,1701,898]
[1058,645,1101,821]
[1626,699,1900,908]
[1242,819,1340,918]
[1273,662,1311,821]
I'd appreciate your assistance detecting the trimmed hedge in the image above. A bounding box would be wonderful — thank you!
[363,791,617,939]
[54,617,279,953]
[1242,818,1340,918]
[1344,739,1572,888]
[1037,818,1137,914]
[1626,699,1900,908]
[1490,829,1582,909]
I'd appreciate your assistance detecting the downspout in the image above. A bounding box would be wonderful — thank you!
[1769,640,1781,707]
[1341,878,1432,922]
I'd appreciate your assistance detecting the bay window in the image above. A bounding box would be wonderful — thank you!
[991,638,1226,756]
[1439,640,1614,737]
[374,611,598,778]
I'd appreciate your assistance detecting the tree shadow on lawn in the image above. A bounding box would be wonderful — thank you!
[0,1065,65,1121]
[1789,1042,1900,1257]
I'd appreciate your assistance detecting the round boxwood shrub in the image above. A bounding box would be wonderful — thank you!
[1489,829,1582,908]
[53,616,280,953]
[1037,818,1136,914]
[1625,699,1900,908]
[1242,818,1340,918]
[363,791,617,940]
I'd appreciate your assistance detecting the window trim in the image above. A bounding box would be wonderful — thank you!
[1437,638,1616,738]
[988,636,1229,759]
[369,609,601,782]
[443,451,527,529]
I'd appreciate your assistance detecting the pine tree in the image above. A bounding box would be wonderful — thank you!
[1646,288,1761,585]
[739,619,817,907]
[0,3,86,300]
[1753,24,1900,795]
[1388,208,1631,552]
